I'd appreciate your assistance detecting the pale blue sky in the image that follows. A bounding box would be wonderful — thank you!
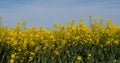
[0,0,120,28]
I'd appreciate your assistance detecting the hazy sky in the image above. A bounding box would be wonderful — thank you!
[0,0,120,28]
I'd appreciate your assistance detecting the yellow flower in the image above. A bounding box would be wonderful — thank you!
[106,19,112,25]
[106,41,111,45]
[54,50,60,55]
[30,41,35,46]
[16,22,21,28]
[35,34,40,38]
[51,57,54,60]
[80,18,84,22]
[30,52,35,57]
[114,40,119,45]
[34,46,40,53]
[88,53,92,57]
[94,17,98,21]
[87,53,92,59]
[53,22,58,27]
[28,57,33,62]
[22,20,26,25]
[75,36,80,40]
[29,34,34,37]
[11,53,16,59]
[100,45,103,48]
[10,59,14,63]
[71,18,75,25]
[50,35,54,40]
[77,56,82,61]
[61,39,66,46]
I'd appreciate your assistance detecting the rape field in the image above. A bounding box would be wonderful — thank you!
[0,16,120,63]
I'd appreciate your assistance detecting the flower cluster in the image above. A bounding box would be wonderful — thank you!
[0,17,120,63]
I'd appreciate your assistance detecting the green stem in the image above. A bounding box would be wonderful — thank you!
[0,53,7,63]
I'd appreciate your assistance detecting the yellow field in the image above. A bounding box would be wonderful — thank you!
[0,16,120,63]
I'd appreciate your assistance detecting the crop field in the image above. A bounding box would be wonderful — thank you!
[0,17,120,63]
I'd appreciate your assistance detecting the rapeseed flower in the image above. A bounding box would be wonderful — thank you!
[77,56,83,62]
[10,59,14,63]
